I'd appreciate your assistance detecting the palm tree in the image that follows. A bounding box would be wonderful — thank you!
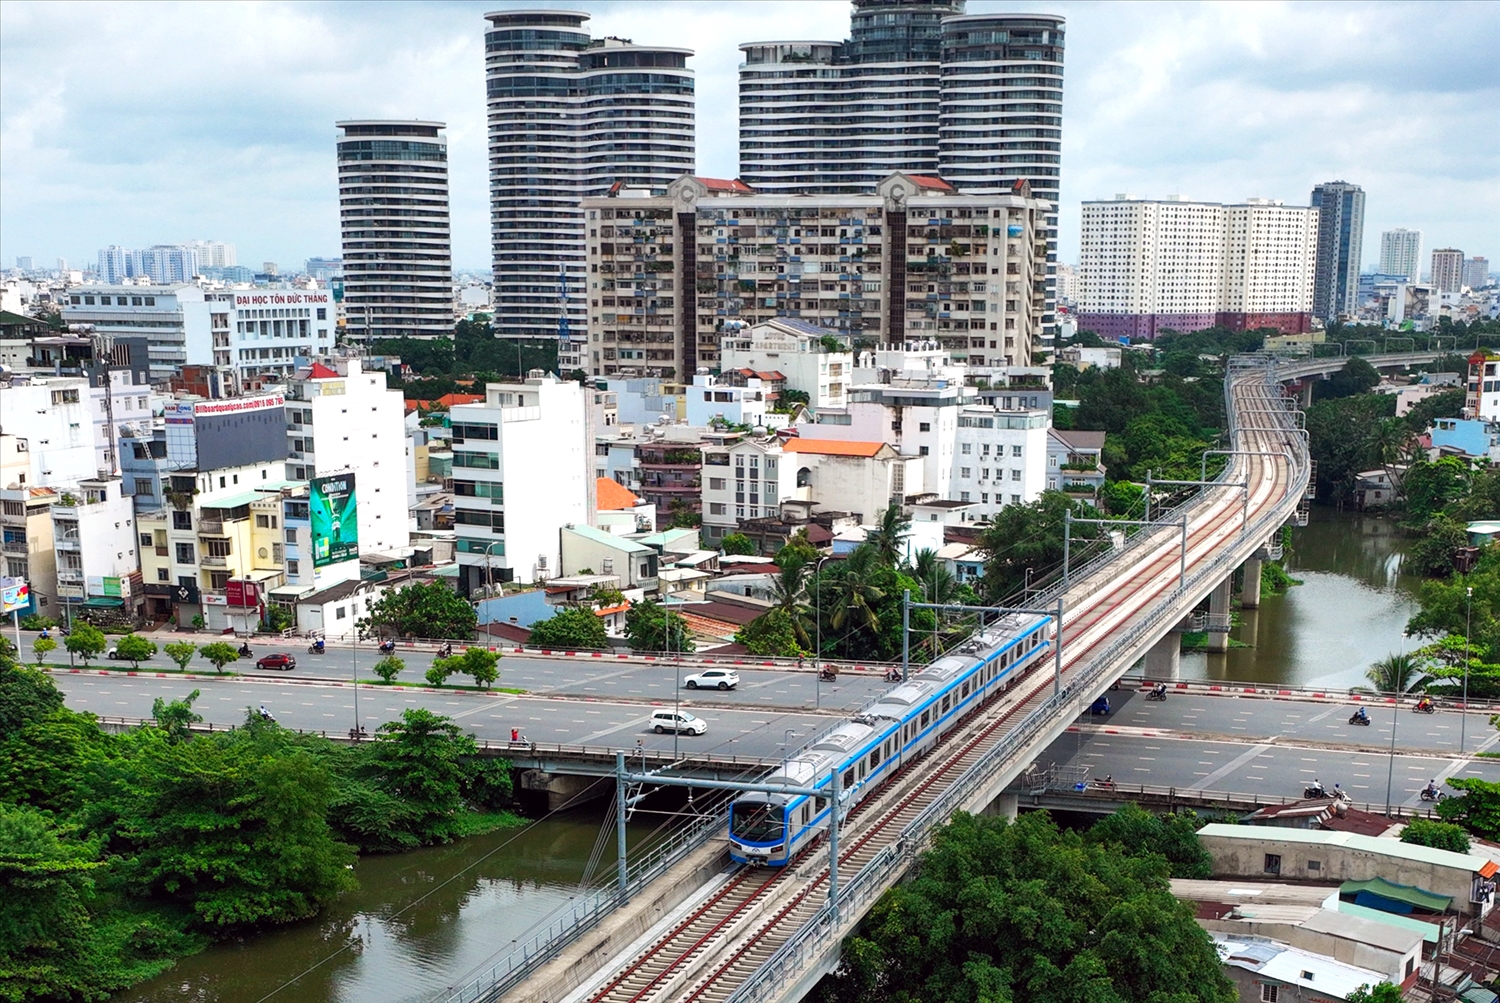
[829,545,885,634]
[1371,418,1415,499]
[768,559,813,651]
[1364,652,1430,695]
[865,503,911,568]
[911,548,959,606]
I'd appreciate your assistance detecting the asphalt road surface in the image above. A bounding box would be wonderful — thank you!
[47,671,845,763]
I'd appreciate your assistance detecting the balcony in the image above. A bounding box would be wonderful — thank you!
[2,539,26,554]
[57,569,84,585]
[198,519,225,536]
[200,555,228,568]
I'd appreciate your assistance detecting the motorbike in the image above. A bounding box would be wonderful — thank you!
[257,707,276,723]
[348,725,368,740]
[307,642,325,654]
[1421,788,1447,802]
[1414,701,1437,714]
[1146,688,1168,702]
[378,640,397,656]
[1091,776,1117,791]
[1348,711,1371,725]
[1304,784,1329,799]
[237,644,252,657]
[819,667,838,682]
[438,644,453,659]
[884,668,903,683]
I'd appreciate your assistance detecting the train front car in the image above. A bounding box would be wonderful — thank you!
[728,793,790,865]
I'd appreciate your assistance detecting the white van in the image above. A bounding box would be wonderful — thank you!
[650,710,707,735]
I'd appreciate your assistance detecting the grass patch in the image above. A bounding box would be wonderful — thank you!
[36,664,241,677]
[1179,632,1253,651]
[448,810,528,838]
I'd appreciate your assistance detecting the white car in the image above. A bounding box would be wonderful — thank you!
[683,668,740,691]
[650,710,707,735]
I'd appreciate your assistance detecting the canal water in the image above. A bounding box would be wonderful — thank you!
[1183,508,1422,691]
[120,509,1416,1001]
[116,808,664,1003]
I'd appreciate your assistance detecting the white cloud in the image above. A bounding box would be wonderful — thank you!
[1,0,1495,271]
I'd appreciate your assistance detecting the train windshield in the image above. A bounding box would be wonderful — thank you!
[730,801,784,843]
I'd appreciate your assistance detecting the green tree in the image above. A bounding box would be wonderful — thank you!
[1403,456,1472,521]
[359,581,477,641]
[774,529,819,569]
[92,730,357,931]
[360,708,475,844]
[1400,817,1470,854]
[735,609,807,657]
[1306,393,1397,505]
[150,689,202,742]
[814,810,1234,1003]
[64,622,108,665]
[31,635,57,665]
[1437,777,1500,840]
[1364,652,1430,694]
[974,492,1101,603]
[163,641,197,672]
[0,660,64,732]
[197,641,241,675]
[424,663,451,687]
[720,532,756,556]
[768,559,813,651]
[826,545,885,634]
[372,655,405,684]
[864,504,911,568]
[528,607,611,650]
[0,805,110,1003]
[435,647,500,689]
[1406,516,1470,577]
[910,549,959,606]
[1316,356,1381,401]
[115,633,158,669]
[623,600,695,653]
[1345,984,1405,1003]
[1086,803,1213,879]
[1100,479,1145,517]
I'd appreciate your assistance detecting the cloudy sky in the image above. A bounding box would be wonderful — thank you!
[2,0,1496,273]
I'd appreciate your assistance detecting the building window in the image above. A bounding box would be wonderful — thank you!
[1306,860,1321,872]
[288,560,299,575]
[209,571,230,589]
[960,491,971,502]
[174,543,195,563]
[960,467,970,478]
[1260,986,1278,1003]
[336,606,347,620]
[1012,445,1023,457]
[1263,854,1281,876]
[709,478,726,491]
[962,443,972,454]
[709,503,726,515]
[156,568,170,582]
[919,422,931,432]
[919,446,929,456]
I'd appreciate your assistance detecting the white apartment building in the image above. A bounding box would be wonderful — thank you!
[950,406,1049,517]
[700,437,799,544]
[1379,228,1423,282]
[1432,249,1466,293]
[484,11,694,358]
[212,288,336,386]
[336,120,454,341]
[583,172,1050,378]
[87,369,154,477]
[62,283,214,381]
[1077,195,1318,341]
[684,373,789,430]
[51,477,138,612]
[451,374,588,591]
[781,439,924,527]
[0,376,98,487]
[283,358,408,556]
[717,319,854,409]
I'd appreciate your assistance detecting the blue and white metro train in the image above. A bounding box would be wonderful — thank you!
[728,612,1054,865]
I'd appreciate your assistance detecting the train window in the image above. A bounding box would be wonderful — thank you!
[858,761,867,780]
[801,804,810,825]
[942,695,950,714]
[870,749,880,770]
[962,681,970,698]
[843,768,855,789]
[815,797,827,814]
[921,710,930,728]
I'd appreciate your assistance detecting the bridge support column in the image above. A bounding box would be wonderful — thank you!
[1241,558,1263,609]
[520,770,611,812]
[1297,381,1313,408]
[985,793,1020,821]
[1144,629,1181,680]
[1207,578,1233,653]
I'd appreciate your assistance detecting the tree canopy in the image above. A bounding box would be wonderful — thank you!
[528,607,611,650]
[624,600,696,653]
[360,581,477,641]
[814,810,1233,1003]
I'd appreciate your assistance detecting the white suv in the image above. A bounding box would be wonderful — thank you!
[650,710,707,735]
[683,668,740,691]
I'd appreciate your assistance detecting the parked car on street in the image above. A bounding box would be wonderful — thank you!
[650,710,707,735]
[683,668,739,690]
[256,653,297,671]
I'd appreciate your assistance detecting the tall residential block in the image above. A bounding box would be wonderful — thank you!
[336,120,454,341]
[450,373,588,591]
[582,172,1049,379]
[739,1,1064,340]
[1309,180,1364,321]
[1466,257,1491,291]
[1431,248,1466,293]
[483,10,694,369]
[1379,228,1422,283]
[1077,195,1318,340]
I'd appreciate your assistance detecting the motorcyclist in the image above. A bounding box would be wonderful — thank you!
[1353,706,1369,723]
[1310,778,1326,797]
[439,642,453,658]
[313,638,325,653]
[238,642,252,657]
[1153,682,1167,699]
[258,705,274,721]
[39,627,50,640]
[1424,779,1440,799]
[379,639,396,655]
[1417,695,1434,712]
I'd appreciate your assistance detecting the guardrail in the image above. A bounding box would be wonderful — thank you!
[437,808,728,1003]
[724,358,1311,1003]
[1020,776,1443,819]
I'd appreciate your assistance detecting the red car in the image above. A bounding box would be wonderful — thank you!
[256,653,297,671]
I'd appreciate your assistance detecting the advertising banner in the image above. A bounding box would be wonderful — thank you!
[224,580,261,608]
[0,577,29,614]
[310,473,358,568]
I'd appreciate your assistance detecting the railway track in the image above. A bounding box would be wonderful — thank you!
[573,368,1300,1003]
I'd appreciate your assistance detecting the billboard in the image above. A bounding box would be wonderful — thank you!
[1,577,29,614]
[194,393,288,470]
[311,473,358,567]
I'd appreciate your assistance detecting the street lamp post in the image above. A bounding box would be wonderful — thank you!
[812,555,835,710]
[1385,678,1404,816]
[670,598,681,761]
[1462,586,1473,754]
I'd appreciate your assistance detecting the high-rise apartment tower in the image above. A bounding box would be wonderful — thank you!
[335,120,454,341]
[1309,180,1364,321]
[483,10,694,368]
[1431,248,1466,293]
[1378,228,1422,283]
[739,0,1064,346]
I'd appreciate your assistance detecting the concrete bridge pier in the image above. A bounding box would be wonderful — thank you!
[1207,578,1233,653]
[1143,624,1183,680]
[1296,381,1314,408]
[982,793,1020,820]
[1241,557,1263,609]
[520,770,612,811]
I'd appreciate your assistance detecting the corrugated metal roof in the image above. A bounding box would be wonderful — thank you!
[1199,823,1491,872]
[1339,876,1452,913]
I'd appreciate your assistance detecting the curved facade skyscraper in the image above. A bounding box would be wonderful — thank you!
[484,10,694,364]
[335,120,454,341]
[738,1,1063,350]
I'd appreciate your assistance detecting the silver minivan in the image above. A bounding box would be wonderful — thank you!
[650,709,707,735]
